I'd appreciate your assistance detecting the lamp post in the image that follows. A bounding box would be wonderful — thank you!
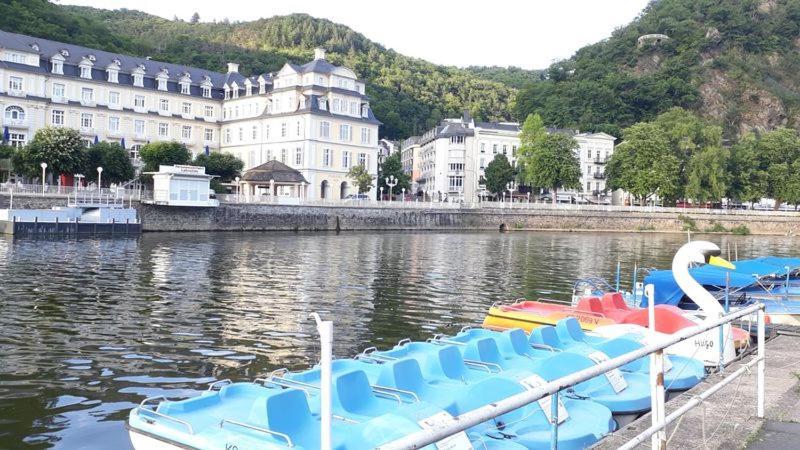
[379,186,384,201]
[385,175,397,202]
[96,166,103,192]
[401,187,406,203]
[507,181,516,207]
[74,174,84,204]
[39,162,47,195]
[234,176,240,203]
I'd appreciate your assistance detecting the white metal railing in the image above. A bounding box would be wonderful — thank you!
[0,183,152,201]
[376,302,766,450]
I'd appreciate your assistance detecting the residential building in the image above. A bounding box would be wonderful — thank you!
[377,138,394,167]
[0,31,381,200]
[404,112,617,202]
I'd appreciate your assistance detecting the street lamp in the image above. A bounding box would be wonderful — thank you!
[401,187,406,203]
[379,186,384,201]
[385,175,397,202]
[96,166,103,191]
[507,181,516,206]
[234,176,240,202]
[39,162,47,195]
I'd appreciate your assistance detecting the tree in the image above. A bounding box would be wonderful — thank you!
[193,152,243,182]
[0,143,14,160]
[516,113,547,188]
[685,146,729,202]
[606,122,681,203]
[347,164,374,194]
[727,134,767,205]
[190,12,200,23]
[376,152,410,198]
[83,141,135,186]
[484,154,515,197]
[11,127,85,178]
[139,141,191,173]
[754,127,800,210]
[523,133,581,204]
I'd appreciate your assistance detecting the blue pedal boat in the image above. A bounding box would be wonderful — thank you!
[553,318,706,392]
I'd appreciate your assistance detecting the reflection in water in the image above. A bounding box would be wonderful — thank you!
[0,231,797,448]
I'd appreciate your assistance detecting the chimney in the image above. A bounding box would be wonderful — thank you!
[314,48,326,60]
[227,62,239,73]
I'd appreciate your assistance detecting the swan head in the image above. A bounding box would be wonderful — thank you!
[675,241,735,269]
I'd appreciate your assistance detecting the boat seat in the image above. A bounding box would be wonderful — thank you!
[602,292,630,311]
[263,388,322,448]
[580,297,606,314]
[556,317,606,346]
[529,325,563,350]
[376,358,461,414]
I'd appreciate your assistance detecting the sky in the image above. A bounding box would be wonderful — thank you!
[59,0,652,70]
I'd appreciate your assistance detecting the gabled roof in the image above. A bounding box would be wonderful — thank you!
[242,160,308,184]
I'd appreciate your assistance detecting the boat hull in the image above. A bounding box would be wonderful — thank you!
[483,305,616,332]
[129,429,191,450]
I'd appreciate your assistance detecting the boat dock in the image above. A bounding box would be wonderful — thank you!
[0,194,140,236]
[594,330,800,449]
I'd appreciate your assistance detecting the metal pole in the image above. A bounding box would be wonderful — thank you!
[550,392,558,450]
[632,262,638,305]
[720,273,730,372]
[310,313,332,450]
[377,303,765,450]
[785,268,790,303]
[615,260,621,292]
[757,308,765,418]
[652,349,666,450]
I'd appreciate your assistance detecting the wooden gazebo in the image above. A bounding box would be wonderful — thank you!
[240,160,308,201]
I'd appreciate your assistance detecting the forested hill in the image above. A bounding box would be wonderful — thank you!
[0,0,524,140]
[514,0,800,140]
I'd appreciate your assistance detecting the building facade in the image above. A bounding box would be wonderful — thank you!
[0,31,380,199]
[402,113,617,203]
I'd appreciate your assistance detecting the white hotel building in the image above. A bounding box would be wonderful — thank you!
[0,30,380,199]
[405,113,617,202]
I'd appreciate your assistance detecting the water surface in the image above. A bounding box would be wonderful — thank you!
[0,231,796,448]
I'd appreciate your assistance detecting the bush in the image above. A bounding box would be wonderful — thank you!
[704,221,728,233]
[678,214,698,232]
[730,224,751,235]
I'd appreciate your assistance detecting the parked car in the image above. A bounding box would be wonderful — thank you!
[344,193,370,202]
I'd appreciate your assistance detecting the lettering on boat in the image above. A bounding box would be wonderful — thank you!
[693,338,715,350]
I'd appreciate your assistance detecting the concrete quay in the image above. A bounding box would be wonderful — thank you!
[594,332,800,449]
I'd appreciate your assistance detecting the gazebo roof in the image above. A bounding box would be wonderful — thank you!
[242,160,308,184]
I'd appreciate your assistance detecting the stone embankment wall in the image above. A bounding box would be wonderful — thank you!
[1,193,798,235]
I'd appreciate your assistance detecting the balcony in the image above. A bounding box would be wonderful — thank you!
[51,95,68,104]
[594,156,608,164]
[80,99,96,107]
[158,109,172,117]
[593,172,606,179]
[3,118,28,128]
[7,89,26,98]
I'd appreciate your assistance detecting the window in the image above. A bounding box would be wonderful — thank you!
[181,102,192,115]
[204,128,214,142]
[587,149,592,158]
[449,163,465,171]
[158,123,169,137]
[358,152,366,167]
[204,105,214,118]
[319,98,327,110]
[224,88,230,100]
[159,99,170,112]
[360,128,371,144]
[295,148,302,165]
[342,151,350,168]
[480,143,486,153]
[80,65,91,79]
[238,127,243,142]
[51,61,63,74]
[339,124,351,142]
[587,182,591,192]
[502,145,507,155]
[181,83,190,95]
[252,126,257,140]
[133,73,143,87]
[350,102,358,115]
[281,148,287,163]
[493,144,498,154]
[266,149,273,161]
[107,70,118,83]
[202,86,211,98]
[480,158,485,169]
[181,126,192,140]
[449,176,464,190]
[320,121,330,138]
[450,135,464,144]
[80,113,93,129]
[281,122,287,137]
[8,132,26,148]
[108,91,120,105]
[81,87,94,103]
[4,106,25,122]
[296,121,301,136]
[7,52,26,64]
[223,129,231,143]
[135,120,145,136]
[108,116,120,133]
[83,139,93,148]
[134,95,145,109]
[157,78,167,91]
[333,98,341,112]
[8,76,22,91]
[51,110,64,126]
[265,124,270,139]
[129,144,142,160]
[323,148,331,167]
[234,106,239,118]
[512,145,517,156]
[52,83,65,98]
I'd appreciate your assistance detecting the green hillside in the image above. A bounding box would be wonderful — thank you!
[514,0,800,139]
[0,0,520,139]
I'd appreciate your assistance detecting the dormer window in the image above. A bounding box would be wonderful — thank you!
[158,78,167,91]
[107,70,118,83]
[319,98,327,110]
[259,80,266,94]
[362,105,369,117]
[80,65,92,79]
[133,73,143,87]
[245,83,252,96]
[202,85,212,98]
[232,87,239,99]
[180,82,190,95]
[60,49,69,57]
[51,60,63,75]
[224,86,230,100]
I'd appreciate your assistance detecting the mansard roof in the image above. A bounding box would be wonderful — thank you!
[476,122,521,132]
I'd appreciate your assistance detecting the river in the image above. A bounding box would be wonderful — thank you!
[0,231,797,448]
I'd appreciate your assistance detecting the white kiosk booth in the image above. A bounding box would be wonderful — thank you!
[146,165,219,207]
